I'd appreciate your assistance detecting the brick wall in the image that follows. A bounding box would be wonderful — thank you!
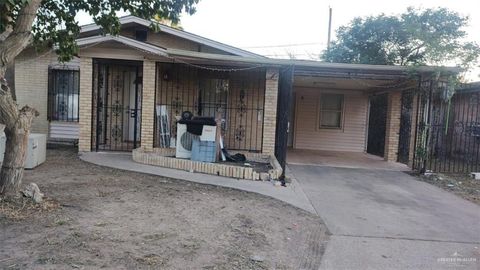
[15,51,54,134]
[384,91,402,162]
[140,60,156,151]
[262,68,279,154]
[78,58,93,152]
[133,148,282,180]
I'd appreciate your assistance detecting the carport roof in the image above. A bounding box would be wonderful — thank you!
[76,31,461,76]
[165,49,461,76]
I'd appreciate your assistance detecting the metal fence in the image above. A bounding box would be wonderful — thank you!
[413,80,480,173]
[154,63,266,152]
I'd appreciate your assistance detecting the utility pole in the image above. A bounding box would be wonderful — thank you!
[327,6,332,51]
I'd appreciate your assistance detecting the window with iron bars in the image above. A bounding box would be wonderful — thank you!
[48,68,80,122]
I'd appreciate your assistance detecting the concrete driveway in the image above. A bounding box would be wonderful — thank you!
[289,165,480,270]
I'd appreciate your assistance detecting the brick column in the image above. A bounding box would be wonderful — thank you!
[78,58,93,152]
[407,94,419,167]
[140,59,156,151]
[262,68,279,154]
[384,91,402,162]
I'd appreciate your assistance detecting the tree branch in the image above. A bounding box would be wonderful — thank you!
[0,0,42,76]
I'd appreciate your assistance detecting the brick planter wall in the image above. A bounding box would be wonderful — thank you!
[132,148,282,181]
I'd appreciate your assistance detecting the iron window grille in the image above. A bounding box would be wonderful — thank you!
[48,68,80,122]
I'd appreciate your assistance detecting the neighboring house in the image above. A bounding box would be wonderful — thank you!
[13,15,459,177]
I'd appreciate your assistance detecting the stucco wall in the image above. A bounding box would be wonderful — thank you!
[293,87,369,152]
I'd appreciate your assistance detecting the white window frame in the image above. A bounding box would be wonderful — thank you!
[317,93,344,130]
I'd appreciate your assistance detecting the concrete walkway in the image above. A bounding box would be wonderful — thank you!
[80,152,316,214]
[289,164,480,270]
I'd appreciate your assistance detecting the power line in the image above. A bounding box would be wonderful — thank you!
[242,42,325,49]
[262,53,321,57]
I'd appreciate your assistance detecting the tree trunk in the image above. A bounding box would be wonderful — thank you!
[0,0,42,196]
[0,124,30,195]
[0,78,38,196]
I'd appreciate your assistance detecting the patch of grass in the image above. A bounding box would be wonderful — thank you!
[54,219,69,226]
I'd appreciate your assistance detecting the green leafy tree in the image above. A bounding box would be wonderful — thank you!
[0,0,199,196]
[322,7,480,69]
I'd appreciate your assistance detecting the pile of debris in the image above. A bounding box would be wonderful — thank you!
[420,172,480,205]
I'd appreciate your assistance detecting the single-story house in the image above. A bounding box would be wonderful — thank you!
[13,15,459,180]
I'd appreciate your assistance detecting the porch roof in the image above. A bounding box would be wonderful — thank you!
[79,15,263,58]
[165,48,461,76]
[76,33,461,79]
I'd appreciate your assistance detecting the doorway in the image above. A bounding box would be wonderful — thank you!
[93,60,142,151]
[367,94,388,157]
[397,90,413,164]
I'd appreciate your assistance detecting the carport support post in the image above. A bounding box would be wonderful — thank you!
[384,91,402,162]
[275,66,294,185]
[78,57,93,152]
[140,59,155,151]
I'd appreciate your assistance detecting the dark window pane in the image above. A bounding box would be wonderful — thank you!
[321,94,343,110]
[319,93,343,128]
[48,69,80,122]
[320,111,341,127]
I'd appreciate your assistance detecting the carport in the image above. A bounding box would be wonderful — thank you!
[273,62,458,175]
[287,149,408,171]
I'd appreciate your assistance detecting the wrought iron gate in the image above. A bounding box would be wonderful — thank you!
[397,90,414,164]
[414,86,480,173]
[92,60,142,151]
[367,94,388,157]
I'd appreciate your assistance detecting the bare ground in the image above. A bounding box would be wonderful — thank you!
[0,147,328,270]
[419,173,480,205]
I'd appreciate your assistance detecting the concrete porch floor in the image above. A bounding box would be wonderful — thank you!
[287,149,409,171]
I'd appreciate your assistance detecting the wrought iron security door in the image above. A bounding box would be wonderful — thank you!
[397,90,414,164]
[93,61,142,151]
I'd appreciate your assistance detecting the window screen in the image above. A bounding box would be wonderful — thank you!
[48,69,80,122]
[319,93,343,128]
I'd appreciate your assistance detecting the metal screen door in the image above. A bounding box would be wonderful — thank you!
[94,61,142,151]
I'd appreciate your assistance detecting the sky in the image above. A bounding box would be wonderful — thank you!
[77,0,480,81]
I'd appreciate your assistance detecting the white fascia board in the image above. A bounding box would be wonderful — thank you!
[166,48,461,74]
[80,15,262,58]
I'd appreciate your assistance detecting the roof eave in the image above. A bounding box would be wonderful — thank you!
[79,15,263,58]
[166,49,461,75]
[76,34,168,56]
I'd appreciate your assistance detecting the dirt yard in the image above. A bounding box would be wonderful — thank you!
[0,147,328,270]
[419,173,480,205]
